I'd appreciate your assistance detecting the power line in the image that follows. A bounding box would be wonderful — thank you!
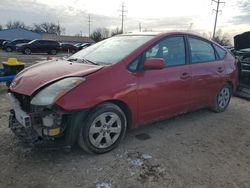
[119,2,127,34]
[211,0,225,39]
[87,14,93,37]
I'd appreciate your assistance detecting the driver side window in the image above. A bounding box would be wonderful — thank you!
[145,36,186,67]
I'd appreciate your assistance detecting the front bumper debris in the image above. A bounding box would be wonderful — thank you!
[8,92,89,150]
[8,92,67,147]
[9,110,41,145]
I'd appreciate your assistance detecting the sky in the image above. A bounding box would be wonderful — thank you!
[0,0,249,40]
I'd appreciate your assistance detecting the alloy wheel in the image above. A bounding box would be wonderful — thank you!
[51,49,57,55]
[6,47,12,52]
[218,87,230,109]
[24,48,31,55]
[89,112,122,149]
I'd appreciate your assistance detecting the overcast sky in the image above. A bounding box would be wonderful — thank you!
[0,0,249,39]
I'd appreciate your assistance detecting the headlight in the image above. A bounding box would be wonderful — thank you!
[31,77,85,106]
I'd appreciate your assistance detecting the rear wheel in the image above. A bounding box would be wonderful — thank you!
[50,49,57,55]
[78,103,127,154]
[211,83,232,113]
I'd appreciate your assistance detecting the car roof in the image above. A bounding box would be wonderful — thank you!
[118,31,218,48]
[120,31,205,38]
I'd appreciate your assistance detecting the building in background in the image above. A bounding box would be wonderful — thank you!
[0,28,42,41]
[0,28,94,44]
[42,34,95,44]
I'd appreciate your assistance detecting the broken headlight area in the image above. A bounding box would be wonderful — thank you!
[9,92,68,145]
[30,106,67,138]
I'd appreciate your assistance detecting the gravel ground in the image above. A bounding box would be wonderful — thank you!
[0,50,250,188]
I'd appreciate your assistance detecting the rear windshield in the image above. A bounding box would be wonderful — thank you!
[69,35,155,65]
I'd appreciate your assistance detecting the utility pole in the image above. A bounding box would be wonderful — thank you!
[187,23,193,32]
[119,2,127,34]
[139,22,141,32]
[87,14,92,37]
[211,0,225,39]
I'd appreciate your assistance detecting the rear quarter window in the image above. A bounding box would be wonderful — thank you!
[214,45,227,59]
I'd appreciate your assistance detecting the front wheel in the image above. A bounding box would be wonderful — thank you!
[211,83,232,113]
[78,103,127,154]
[24,48,31,55]
[6,47,12,52]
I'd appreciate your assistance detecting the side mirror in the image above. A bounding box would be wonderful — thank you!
[144,58,165,70]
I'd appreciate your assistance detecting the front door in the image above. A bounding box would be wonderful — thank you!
[137,36,192,125]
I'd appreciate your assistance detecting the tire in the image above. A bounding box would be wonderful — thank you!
[50,49,57,55]
[78,103,127,154]
[24,48,31,55]
[6,47,12,52]
[211,83,232,113]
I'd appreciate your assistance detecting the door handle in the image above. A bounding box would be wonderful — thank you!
[127,83,137,87]
[217,67,224,73]
[180,72,190,79]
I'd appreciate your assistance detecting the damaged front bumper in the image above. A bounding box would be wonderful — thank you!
[8,93,85,149]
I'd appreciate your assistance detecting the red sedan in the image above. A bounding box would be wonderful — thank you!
[59,43,78,53]
[8,32,237,153]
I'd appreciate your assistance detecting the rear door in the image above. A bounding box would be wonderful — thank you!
[137,35,192,124]
[187,36,225,109]
[40,40,49,52]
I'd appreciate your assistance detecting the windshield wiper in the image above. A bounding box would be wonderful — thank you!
[67,58,99,65]
[83,58,99,65]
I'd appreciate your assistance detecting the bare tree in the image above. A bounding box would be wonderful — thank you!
[5,20,28,29]
[90,28,110,42]
[111,27,122,36]
[32,22,65,35]
[212,29,231,46]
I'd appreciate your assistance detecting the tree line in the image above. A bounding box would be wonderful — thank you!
[0,21,65,35]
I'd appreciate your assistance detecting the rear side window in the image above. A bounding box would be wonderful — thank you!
[214,45,226,59]
[189,37,216,63]
[48,41,59,45]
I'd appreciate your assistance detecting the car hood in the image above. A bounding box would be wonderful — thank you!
[10,59,103,96]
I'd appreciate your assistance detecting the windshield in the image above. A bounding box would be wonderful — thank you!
[68,35,155,65]
[28,40,37,44]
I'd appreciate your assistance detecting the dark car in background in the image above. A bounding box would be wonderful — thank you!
[59,43,78,53]
[76,43,92,51]
[3,39,31,52]
[234,32,250,78]
[17,39,60,55]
